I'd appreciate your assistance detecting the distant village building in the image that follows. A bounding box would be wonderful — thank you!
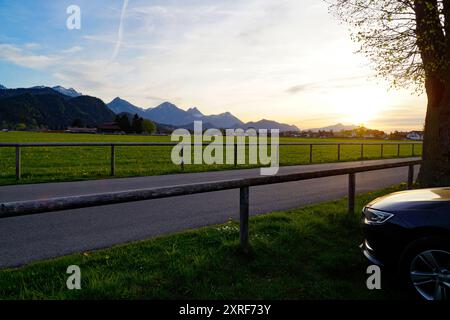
[66,127,97,134]
[406,131,424,141]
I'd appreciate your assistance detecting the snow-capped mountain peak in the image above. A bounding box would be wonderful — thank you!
[52,86,82,97]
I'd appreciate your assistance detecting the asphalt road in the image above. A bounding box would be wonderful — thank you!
[0,158,420,268]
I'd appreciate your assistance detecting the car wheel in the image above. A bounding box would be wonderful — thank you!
[399,237,450,301]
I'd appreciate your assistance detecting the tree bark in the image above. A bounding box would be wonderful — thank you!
[417,76,450,186]
[414,0,450,186]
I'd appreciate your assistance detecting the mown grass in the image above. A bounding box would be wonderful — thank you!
[0,185,406,300]
[0,132,422,185]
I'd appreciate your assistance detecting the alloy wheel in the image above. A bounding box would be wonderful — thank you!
[410,249,450,300]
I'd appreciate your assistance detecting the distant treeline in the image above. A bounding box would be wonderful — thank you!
[282,127,422,140]
[114,114,156,134]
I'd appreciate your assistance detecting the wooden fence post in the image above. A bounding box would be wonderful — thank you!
[240,186,250,252]
[380,144,384,158]
[412,144,415,156]
[348,173,356,215]
[360,144,364,160]
[110,145,115,176]
[408,165,414,189]
[309,144,313,164]
[234,142,238,167]
[337,144,341,161]
[15,145,21,181]
[397,144,401,157]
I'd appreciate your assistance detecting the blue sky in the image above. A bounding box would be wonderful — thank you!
[0,0,426,131]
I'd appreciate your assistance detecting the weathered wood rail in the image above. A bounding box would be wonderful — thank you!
[0,158,422,251]
[0,142,422,181]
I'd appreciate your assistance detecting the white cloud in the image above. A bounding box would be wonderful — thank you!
[61,46,83,54]
[24,43,40,49]
[0,44,58,69]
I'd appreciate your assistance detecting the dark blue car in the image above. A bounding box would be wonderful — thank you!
[361,188,450,300]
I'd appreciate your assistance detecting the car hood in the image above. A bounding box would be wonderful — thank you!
[366,188,450,213]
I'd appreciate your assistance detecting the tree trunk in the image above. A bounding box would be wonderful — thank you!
[417,76,450,187]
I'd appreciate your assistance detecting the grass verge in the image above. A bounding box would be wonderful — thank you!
[0,185,406,300]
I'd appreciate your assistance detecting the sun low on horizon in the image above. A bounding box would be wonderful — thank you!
[333,88,390,128]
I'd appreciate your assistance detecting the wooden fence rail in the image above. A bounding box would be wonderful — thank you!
[0,158,422,250]
[0,142,422,181]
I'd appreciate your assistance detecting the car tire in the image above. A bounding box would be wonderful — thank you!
[398,236,450,301]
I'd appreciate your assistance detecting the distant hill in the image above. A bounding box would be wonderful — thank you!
[207,112,244,128]
[0,88,115,129]
[186,107,204,119]
[309,123,358,132]
[0,86,61,98]
[244,119,300,132]
[107,97,147,118]
[145,102,192,126]
[0,85,82,97]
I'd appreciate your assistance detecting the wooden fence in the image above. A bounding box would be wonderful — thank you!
[0,142,422,181]
[0,158,422,251]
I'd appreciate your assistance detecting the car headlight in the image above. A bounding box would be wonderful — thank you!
[363,207,394,225]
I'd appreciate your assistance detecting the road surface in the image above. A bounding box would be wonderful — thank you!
[0,158,420,268]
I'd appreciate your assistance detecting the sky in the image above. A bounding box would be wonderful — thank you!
[0,0,426,131]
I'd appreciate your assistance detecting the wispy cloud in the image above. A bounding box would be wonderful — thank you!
[61,46,83,54]
[286,76,372,94]
[110,0,130,62]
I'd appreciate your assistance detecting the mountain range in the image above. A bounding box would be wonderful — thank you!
[106,97,299,131]
[0,86,114,129]
[0,84,301,132]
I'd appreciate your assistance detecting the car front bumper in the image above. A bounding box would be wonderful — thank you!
[360,240,384,266]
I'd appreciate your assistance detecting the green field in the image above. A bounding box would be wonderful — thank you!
[0,185,406,300]
[0,131,422,185]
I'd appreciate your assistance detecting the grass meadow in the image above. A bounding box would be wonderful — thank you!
[0,131,422,185]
